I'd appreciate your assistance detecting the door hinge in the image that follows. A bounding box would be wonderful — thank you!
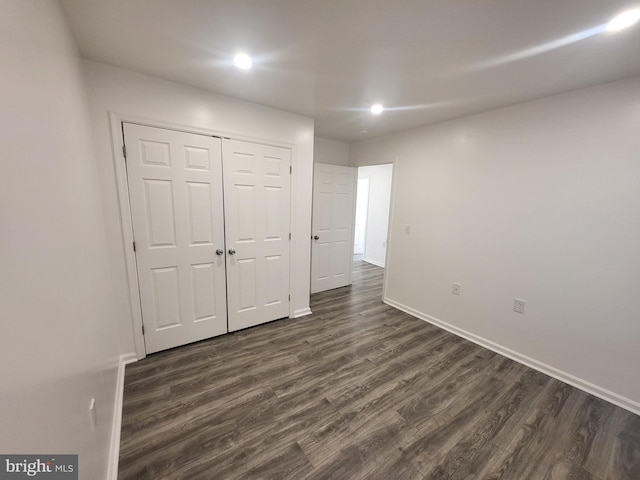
[289,232,291,240]
[122,144,127,159]
[289,165,292,174]
[132,241,136,252]
[142,324,145,335]
[289,294,291,301]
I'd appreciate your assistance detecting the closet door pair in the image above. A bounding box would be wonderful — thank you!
[124,123,290,354]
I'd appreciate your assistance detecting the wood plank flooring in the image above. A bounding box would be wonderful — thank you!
[118,260,640,480]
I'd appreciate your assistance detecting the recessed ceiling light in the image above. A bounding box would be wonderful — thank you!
[359,129,368,135]
[234,53,252,70]
[606,9,640,32]
[371,104,384,114]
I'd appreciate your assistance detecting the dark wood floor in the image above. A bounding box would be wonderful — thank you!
[118,261,640,480]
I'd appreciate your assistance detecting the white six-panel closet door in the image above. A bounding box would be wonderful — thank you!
[124,123,227,354]
[222,139,291,332]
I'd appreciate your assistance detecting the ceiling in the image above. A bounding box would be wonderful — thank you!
[60,0,640,142]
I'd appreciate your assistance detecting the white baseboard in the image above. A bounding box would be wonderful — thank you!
[107,353,137,480]
[293,307,312,318]
[383,297,640,417]
[363,258,385,268]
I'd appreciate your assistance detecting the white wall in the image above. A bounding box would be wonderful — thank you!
[82,61,315,355]
[358,164,393,267]
[353,178,369,255]
[0,1,121,477]
[351,77,640,412]
[314,137,352,166]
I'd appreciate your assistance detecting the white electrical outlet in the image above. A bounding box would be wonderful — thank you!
[89,398,97,431]
[404,225,411,234]
[452,283,461,295]
[513,299,526,314]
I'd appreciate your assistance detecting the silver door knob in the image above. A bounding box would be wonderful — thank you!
[216,248,224,256]
[313,235,320,240]
[228,248,236,255]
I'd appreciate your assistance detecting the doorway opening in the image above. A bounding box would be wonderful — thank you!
[353,164,393,268]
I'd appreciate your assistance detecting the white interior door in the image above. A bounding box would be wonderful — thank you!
[311,163,356,293]
[124,123,227,354]
[223,139,291,332]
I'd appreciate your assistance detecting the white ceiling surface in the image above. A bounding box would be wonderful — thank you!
[60,0,640,142]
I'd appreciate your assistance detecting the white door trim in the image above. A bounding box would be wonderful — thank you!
[108,112,298,359]
[382,158,398,301]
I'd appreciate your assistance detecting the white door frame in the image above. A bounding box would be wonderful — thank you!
[108,112,297,360]
[382,159,398,301]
